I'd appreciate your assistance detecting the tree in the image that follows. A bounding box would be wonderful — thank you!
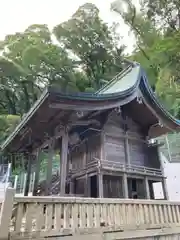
[112,0,162,88]
[0,3,126,145]
[0,115,20,143]
[112,0,180,117]
[142,0,180,32]
[53,3,125,91]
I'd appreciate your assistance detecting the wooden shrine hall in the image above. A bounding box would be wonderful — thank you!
[1,62,180,200]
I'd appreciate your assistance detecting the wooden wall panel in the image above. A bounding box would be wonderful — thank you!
[129,140,147,166]
[126,116,143,139]
[105,136,125,163]
[147,146,161,169]
[103,175,123,198]
[71,143,86,170]
[86,134,101,163]
[103,110,126,163]
[75,178,85,195]
[102,110,161,170]
[103,111,124,138]
[129,140,161,169]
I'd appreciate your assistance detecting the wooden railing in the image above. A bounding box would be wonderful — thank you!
[1,189,180,239]
[70,158,163,177]
[96,158,163,177]
[126,164,163,177]
[70,160,98,175]
[9,196,180,239]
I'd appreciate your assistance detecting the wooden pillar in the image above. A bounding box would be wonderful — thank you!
[98,172,103,198]
[85,174,91,197]
[125,132,130,165]
[157,145,169,200]
[24,154,32,196]
[123,128,130,199]
[145,176,150,199]
[162,177,169,200]
[69,178,75,195]
[60,128,68,196]
[45,140,54,195]
[123,173,128,198]
[22,173,27,195]
[33,149,41,196]
[100,131,106,161]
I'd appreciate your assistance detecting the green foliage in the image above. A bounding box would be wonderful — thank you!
[53,3,124,90]
[0,115,20,143]
[0,3,125,147]
[112,0,180,116]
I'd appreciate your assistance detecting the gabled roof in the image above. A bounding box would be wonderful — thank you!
[1,62,180,152]
[97,63,180,131]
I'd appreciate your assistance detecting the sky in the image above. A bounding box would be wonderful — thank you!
[1,0,138,52]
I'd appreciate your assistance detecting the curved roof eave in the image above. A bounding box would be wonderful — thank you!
[1,62,180,151]
[139,69,180,131]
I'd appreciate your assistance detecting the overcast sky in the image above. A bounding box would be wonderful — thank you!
[1,0,138,52]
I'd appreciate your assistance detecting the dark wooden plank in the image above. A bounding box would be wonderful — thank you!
[45,139,55,195]
[24,155,32,196]
[60,128,68,195]
[33,150,41,196]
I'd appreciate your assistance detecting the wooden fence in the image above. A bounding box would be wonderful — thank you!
[1,188,180,239]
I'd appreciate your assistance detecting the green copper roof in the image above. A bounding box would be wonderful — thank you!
[97,64,141,94]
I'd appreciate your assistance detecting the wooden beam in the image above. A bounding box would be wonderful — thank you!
[60,127,68,196]
[45,139,55,195]
[33,149,41,196]
[70,119,100,126]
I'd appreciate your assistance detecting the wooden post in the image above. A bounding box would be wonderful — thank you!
[97,157,103,198]
[100,131,106,160]
[162,177,169,200]
[13,175,18,191]
[24,155,32,196]
[0,188,15,239]
[123,173,128,198]
[85,174,91,197]
[19,174,23,194]
[33,150,41,196]
[69,178,75,195]
[31,172,35,195]
[60,128,68,195]
[98,172,103,198]
[157,146,169,200]
[125,132,130,165]
[123,127,129,199]
[145,176,150,199]
[45,140,55,195]
[22,173,27,195]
